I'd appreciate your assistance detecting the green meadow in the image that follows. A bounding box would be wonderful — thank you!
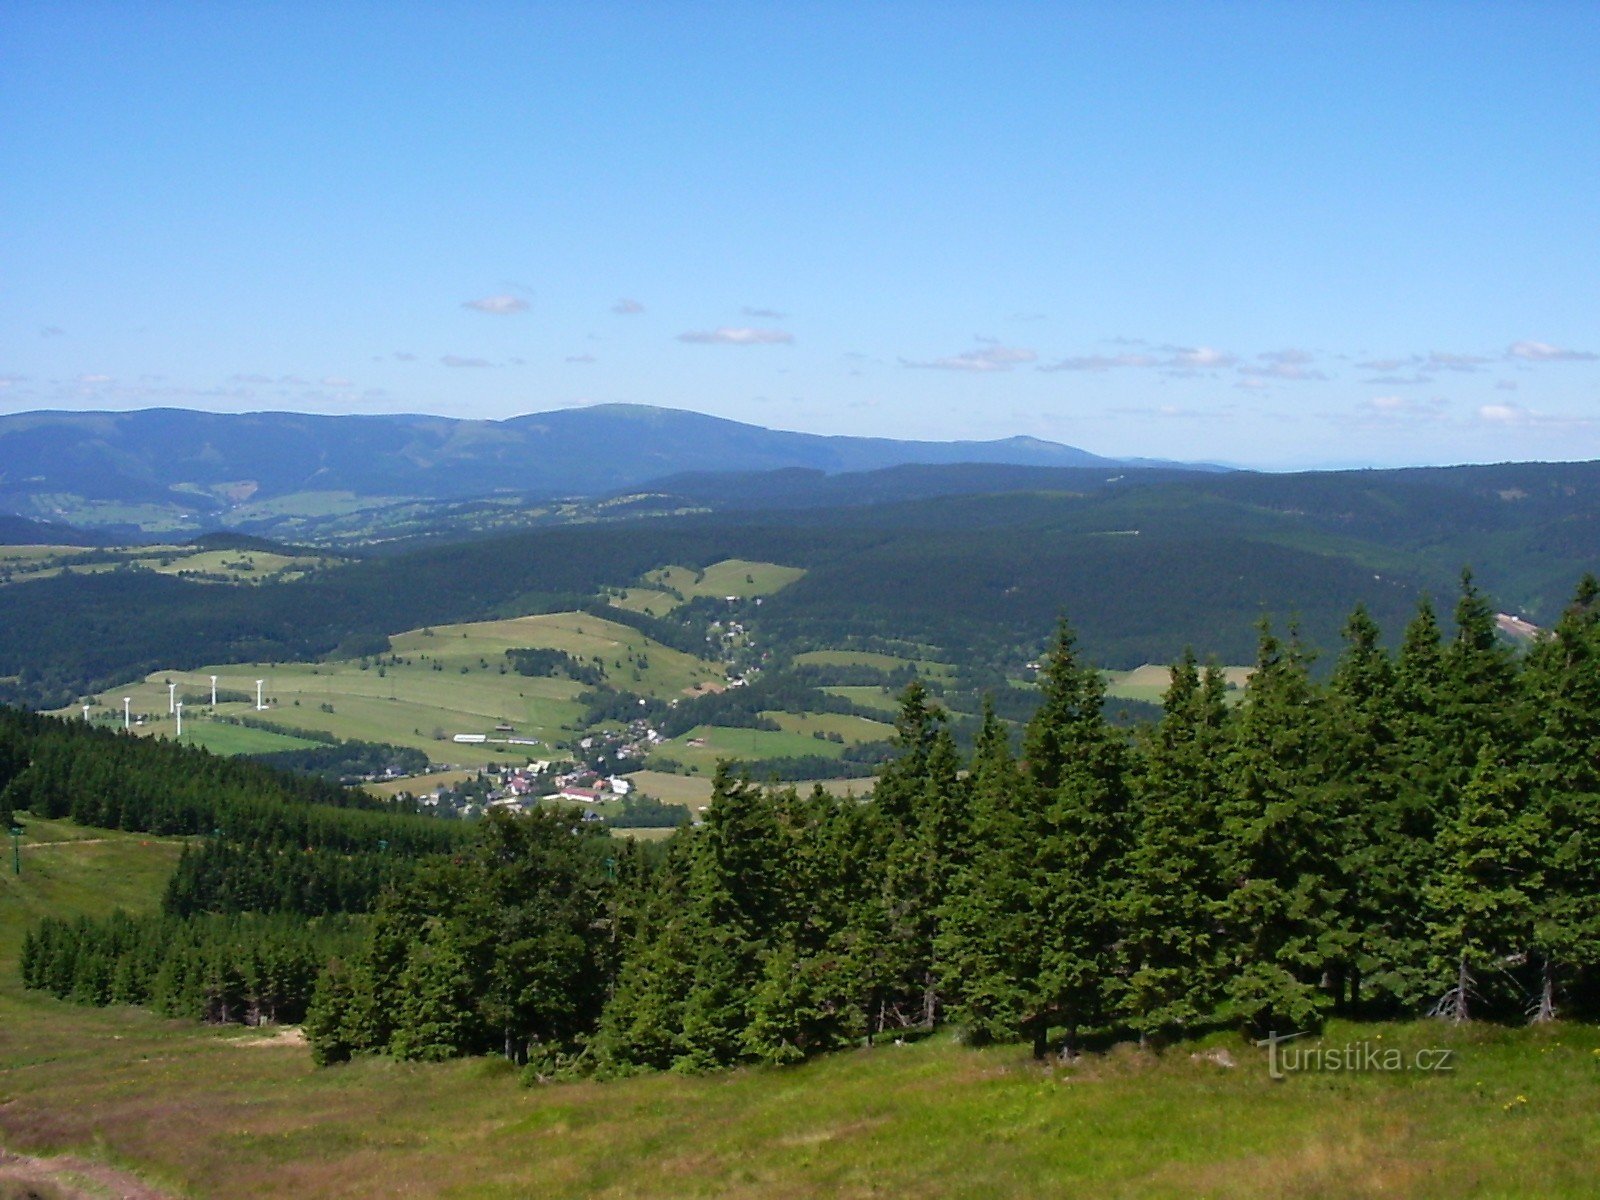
[1104,664,1253,705]
[78,611,724,760]
[609,558,806,615]
[2,817,1599,1198]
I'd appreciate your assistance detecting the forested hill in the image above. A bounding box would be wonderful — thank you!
[6,457,1600,708]
[0,404,1171,533]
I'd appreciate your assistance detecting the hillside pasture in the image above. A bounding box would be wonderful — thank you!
[1104,663,1253,705]
[0,542,342,589]
[622,769,875,809]
[5,822,1600,1198]
[82,611,719,758]
[654,724,853,774]
[613,559,807,615]
[763,709,894,742]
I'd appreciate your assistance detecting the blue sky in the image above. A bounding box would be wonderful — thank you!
[3,2,1597,468]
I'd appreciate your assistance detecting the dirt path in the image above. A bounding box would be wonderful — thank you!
[0,1148,177,1199]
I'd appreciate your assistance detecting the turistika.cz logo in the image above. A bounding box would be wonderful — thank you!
[1255,1031,1456,1080]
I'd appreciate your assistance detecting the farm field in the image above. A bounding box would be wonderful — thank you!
[763,709,894,742]
[77,611,723,759]
[653,723,853,773]
[0,542,342,588]
[609,558,806,615]
[822,685,903,716]
[363,768,483,799]
[1104,663,1253,705]
[621,769,876,809]
[3,826,1598,1199]
[792,648,954,679]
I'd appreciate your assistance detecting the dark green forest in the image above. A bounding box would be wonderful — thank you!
[7,457,1600,709]
[19,572,1600,1080]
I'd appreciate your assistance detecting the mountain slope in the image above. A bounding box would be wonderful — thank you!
[0,404,1188,533]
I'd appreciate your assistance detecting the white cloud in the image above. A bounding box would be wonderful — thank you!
[1039,353,1157,372]
[321,375,353,387]
[902,344,1037,372]
[677,327,794,345]
[77,373,113,384]
[1508,340,1598,362]
[612,298,645,315]
[1237,350,1328,382]
[1426,351,1490,371]
[462,295,529,315]
[742,306,787,319]
[440,355,492,368]
[1478,402,1524,423]
[1164,346,1236,370]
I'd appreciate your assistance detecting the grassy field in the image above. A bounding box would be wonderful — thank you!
[621,770,876,809]
[363,768,483,799]
[763,710,894,742]
[75,611,723,760]
[0,542,342,588]
[821,685,903,716]
[1104,664,1253,705]
[654,724,852,773]
[609,559,805,615]
[4,817,1600,1198]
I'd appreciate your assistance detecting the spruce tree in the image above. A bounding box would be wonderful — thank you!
[1218,620,1341,1034]
[1118,651,1232,1039]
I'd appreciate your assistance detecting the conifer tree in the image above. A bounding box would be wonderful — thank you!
[937,698,1045,1046]
[1520,575,1600,1019]
[1027,621,1130,1054]
[1425,743,1546,1021]
[1320,605,1418,1012]
[1118,652,1232,1039]
[1218,621,1341,1033]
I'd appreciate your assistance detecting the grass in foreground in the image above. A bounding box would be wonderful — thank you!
[5,820,1599,1199]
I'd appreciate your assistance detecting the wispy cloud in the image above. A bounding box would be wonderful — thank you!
[566,354,597,364]
[1476,400,1590,428]
[462,294,528,315]
[440,355,492,368]
[393,351,418,362]
[39,326,64,338]
[321,376,353,387]
[1507,340,1598,362]
[1164,346,1236,371]
[1238,349,1327,382]
[742,306,787,319]
[902,344,1037,372]
[612,298,645,315]
[1360,395,1448,420]
[677,327,794,346]
[1426,351,1490,372]
[1039,353,1158,372]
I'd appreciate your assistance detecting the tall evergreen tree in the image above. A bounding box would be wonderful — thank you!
[1118,651,1232,1039]
[1218,621,1341,1034]
[1520,576,1600,1019]
[1028,620,1130,1054]
[1424,742,1546,1022]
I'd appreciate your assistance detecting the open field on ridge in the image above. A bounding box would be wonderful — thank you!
[69,611,723,760]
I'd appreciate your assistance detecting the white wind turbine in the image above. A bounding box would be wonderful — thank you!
[255,679,266,710]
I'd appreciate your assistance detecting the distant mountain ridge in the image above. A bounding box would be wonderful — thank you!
[0,404,1208,533]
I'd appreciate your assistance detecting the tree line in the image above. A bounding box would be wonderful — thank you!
[298,572,1600,1073]
[20,572,1600,1074]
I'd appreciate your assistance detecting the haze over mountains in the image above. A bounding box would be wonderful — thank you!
[0,404,1211,536]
